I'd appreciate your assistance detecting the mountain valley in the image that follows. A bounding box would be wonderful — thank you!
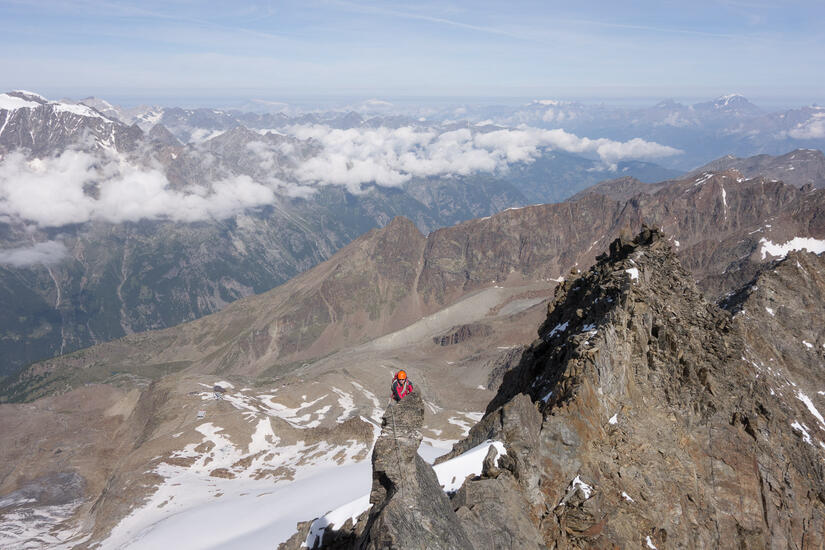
[2,90,825,549]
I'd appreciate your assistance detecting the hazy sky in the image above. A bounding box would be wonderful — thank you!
[1,0,823,103]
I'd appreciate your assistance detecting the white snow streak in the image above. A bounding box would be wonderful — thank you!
[796,392,825,428]
[791,421,814,445]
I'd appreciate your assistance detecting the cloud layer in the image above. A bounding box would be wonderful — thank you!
[0,125,680,228]
[0,240,68,267]
[788,113,825,139]
[285,125,681,192]
[0,151,275,227]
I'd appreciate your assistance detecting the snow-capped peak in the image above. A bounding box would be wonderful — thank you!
[10,90,49,103]
[532,99,565,106]
[51,102,109,120]
[717,93,746,105]
[0,92,41,111]
[1,90,111,121]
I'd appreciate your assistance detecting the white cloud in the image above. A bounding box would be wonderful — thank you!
[788,113,825,139]
[0,151,275,227]
[284,124,680,191]
[0,240,68,267]
[0,124,681,227]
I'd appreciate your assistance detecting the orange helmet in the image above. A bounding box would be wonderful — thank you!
[396,370,407,380]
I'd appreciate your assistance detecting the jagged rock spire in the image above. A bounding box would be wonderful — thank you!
[361,391,473,550]
[447,226,825,548]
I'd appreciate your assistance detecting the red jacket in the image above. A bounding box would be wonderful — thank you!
[391,379,414,401]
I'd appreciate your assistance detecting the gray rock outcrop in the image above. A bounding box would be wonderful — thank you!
[360,391,474,550]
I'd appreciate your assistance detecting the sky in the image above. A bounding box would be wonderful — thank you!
[0,0,823,104]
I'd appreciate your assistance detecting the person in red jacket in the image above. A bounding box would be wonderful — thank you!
[391,370,414,401]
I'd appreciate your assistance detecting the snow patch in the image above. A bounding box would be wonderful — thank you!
[51,102,108,119]
[447,411,483,436]
[0,93,40,111]
[796,392,825,428]
[544,321,568,340]
[572,475,593,499]
[646,535,658,549]
[791,421,814,445]
[304,494,370,548]
[759,237,825,260]
[625,267,640,281]
[435,440,506,493]
[332,387,356,422]
[621,491,634,502]
[609,413,619,425]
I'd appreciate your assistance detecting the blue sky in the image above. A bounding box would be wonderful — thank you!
[0,0,823,105]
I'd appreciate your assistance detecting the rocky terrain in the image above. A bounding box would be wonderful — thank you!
[295,227,825,549]
[689,148,825,189]
[569,148,825,204]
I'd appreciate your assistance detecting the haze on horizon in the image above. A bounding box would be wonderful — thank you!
[0,0,823,107]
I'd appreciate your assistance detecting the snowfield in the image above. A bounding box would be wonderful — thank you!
[102,460,373,550]
[759,237,825,260]
[98,378,477,550]
[99,437,504,549]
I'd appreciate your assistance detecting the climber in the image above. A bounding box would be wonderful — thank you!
[391,370,414,401]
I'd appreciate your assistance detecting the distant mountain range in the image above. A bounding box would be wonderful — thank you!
[0,91,682,376]
[1,90,823,377]
[452,94,825,170]
[43,91,825,170]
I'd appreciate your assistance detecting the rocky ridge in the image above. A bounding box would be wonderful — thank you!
[306,227,825,548]
[690,149,825,189]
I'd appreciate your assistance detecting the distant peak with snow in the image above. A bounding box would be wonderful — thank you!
[9,90,49,103]
[531,99,568,106]
[0,90,112,121]
[692,93,761,115]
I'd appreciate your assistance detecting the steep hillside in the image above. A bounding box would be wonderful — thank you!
[4,170,825,402]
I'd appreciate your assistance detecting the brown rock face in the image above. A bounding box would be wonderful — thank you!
[446,227,825,548]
